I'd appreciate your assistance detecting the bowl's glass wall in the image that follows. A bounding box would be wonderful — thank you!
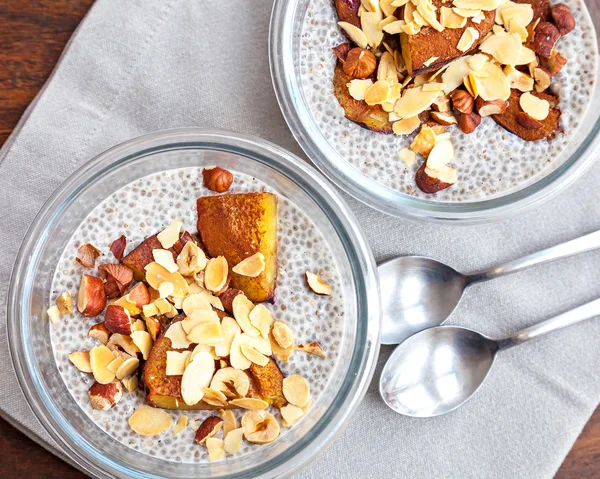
[9,131,380,478]
[270,0,600,222]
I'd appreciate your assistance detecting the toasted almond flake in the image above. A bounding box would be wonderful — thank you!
[183,310,220,334]
[478,30,522,66]
[158,282,174,298]
[382,19,407,34]
[457,27,479,52]
[280,404,304,427]
[412,10,428,27]
[515,46,536,65]
[145,262,190,298]
[392,116,421,135]
[394,86,441,119]
[154,298,171,315]
[401,22,421,35]
[166,351,192,375]
[442,56,471,93]
[503,65,534,91]
[106,356,125,373]
[47,305,61,325]
[248,304,274,338]
[214,316,242,357]
[122,375,139,392]
[206,438,225,462]
[189,344,217,363]
[157,220,183,249]
[440,6,467,28]
[229,398,269,410]
[305,272,332,295]
[361,11,384,48]
[377,52,399,84]
[426,140,455,170]
[347,79,373,101]
[182,293,212,317]
[132,319,146,332]
[181,351,215,406]
[423,56,439,67]
[507,19,528,41]
[296,342,327,358]
[68,351,92,373]
[90,345,117,384]
[398,148,417,167]
[477,61,511,101]
[468,56,488,75]
[229,333,252,370]
[56,292,74,315]
[519,92,549,120]
[232,252,265,277]
[116,357,140,380]
[464,73,480,98]
[499,3,533,28]
[202,387,229,407]
[379,14,398,30]
[282,375,311,408]
[391,0,410,6]
[152,249,178,273]
[240,344,269,366]
[224,427,244,454]
[211,367,250,398]
[172,415,188,436]
[271,321,295,349]
[232,294,261,336]
[221,409,239,435]
[422,82,446,91]
[130,331,152,360]
[187,322,224,345]
[337,21,368,49]
[128,406,173,436]
[176,241,207,276]
[165,321,192,349]
[452,0,503,10]
[204,256,228,293]
[364,80,391,105]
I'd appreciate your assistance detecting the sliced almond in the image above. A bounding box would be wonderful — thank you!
[457,27,480,52]
[379,15,398,31]
[499,3,533,28]
[156,220,183,249]
[240,344,269,366]
[122,375,139,392]
[158,282,174,298]
[189,344,218,363]
[221,409,238,435]
[106,356,125,373]
[503,65,534,92]
[478,30,522,66]
[232,253,265,277]
[377,52,398,84]
[394,86,441,119]
[270,333,293,362]
[141,302,159,318]
[187,322,224,345]
[56,292,74,315]
[364,80,391,106]
[229,398,269,410]
[47,305,61,325]
[68,351,92,373]
[181,351,215,406]
[206,438,225,462]
[280,404,304,427]
[337,21,368,49]
[398,148,417,168]
[166,351,192,375]
[182,310,220,334]
[214,316,242,357]
[248,304,274,338]
[282,374,311,408]
[467,53,488,71]
[145,262,190,298]
[516,46,536,65]
[452,0,502,10]
[232,294,261,336]
[477,61,511,101]
[90,345,116,384]
[116,357,140,380]
[382,19,408,35]
[305,272,332,295]
[152,249,179,274]
[164,321,192,349]
[172,415,188,436]
[128,406,173,436]
[229,333,252,370]
[224,427,244,454]
[442,56,471,94]
[392,116,421,135]
[199,289,224,311]
[347,79,373,101]
[204,256,228,293]
[361,12,384,48]
[519,92,549,120]
[422,82,445,92]
[176,241,207,276]
[271,321,295,349]
[426,140,455,170]
[202,387,229,407]
[210,367,250,398]
[132,319,146,332]
[440,6,467,28]
[130,331,153,360]
[182,293,212,316]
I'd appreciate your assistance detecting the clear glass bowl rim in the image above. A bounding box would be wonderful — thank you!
[268,0,600,223]
[7,128,381,479]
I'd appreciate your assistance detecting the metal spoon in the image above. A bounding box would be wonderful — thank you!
[379,230,600,345]
[380,297,600,417]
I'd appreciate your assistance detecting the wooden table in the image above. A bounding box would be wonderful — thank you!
[0,0,598,477]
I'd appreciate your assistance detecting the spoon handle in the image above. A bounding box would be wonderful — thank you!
[466,230,600,284]
[497,297,600,350]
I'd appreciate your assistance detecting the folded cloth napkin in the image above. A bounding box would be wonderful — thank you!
[1,1,599,477]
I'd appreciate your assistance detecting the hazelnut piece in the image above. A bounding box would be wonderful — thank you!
[88,379,123,410]
[77,274,107,318]
[202,166,233,193]
[516,111,543,130]
[457,112,481,134]
[475,98,508,117]
[541,50,568,76]
[551,4,575,36]
[450,90,474,114]
[533,67,552,93]
[430,111,457,126]
[415,164,457,194]
[532,22,560,58]
[343,47,377,79]
[104,305,133,335]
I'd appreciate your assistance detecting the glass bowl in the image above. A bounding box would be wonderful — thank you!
[269,0,600,223]
[7,129,380,478]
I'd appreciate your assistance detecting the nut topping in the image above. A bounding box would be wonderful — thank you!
[551,4,575,36]
[68,351,92,373]
[343,47,377,78]
[532,22,560,58]
[56,292,74,315]
[282,374,311,408]
[232,252,266,278]
[457,111,482,134]
[109,235,127,261]
[177,241,207,276]
[305,272,332,295]
[272,321,295,349]
[128,406,173,436]
[242,410,280,444]
[206,438,225,462]
[77,274,106,318]
[89,345,117,384]
[519,92,550,120]
[202,166,234,193]
[88,379,123,410]
[295,342,327,358]
[194,416,223,445]
[450,90,474,114]
[76,243,101,268]
[181,351,215,406]
[204,256,229,293]
[224,427,244,454]
[104,305,133,335]
[210,367,250,398]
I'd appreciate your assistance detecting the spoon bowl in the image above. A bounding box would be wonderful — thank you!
[379,257,467,345]
[379,326,497,417]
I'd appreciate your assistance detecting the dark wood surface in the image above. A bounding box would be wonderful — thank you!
[0,0,598,477]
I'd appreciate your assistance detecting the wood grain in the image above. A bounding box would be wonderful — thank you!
[0,0,598,477]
